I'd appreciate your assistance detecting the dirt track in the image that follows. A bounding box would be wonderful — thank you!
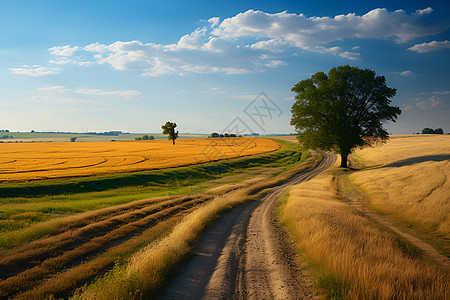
[161,153,336,299]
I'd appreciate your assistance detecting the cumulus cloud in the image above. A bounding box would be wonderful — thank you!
[49,45,80,56]
[44,7,446,76]
[75,88,141,97]
[9,65,59,76]
[212,8,445,45]
[408,40,450,53]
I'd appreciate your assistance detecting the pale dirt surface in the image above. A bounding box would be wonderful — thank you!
[161,153,336,300]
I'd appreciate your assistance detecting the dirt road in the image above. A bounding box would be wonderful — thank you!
[161,153,337,300]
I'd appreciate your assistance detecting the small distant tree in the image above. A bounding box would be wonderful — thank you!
[434,128,444,134]
[211,132,219,138]
[219,134,224,138]
[149,135,155,140]
[135,137,142,140]
[161,121,179,145]
[142,135,149,140]
[224,133,230,137]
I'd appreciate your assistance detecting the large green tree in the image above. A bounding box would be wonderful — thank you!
[290,65,401,168]
[161,121,179,145]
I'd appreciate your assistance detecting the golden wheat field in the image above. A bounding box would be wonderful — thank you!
[0,138,280,181]
[350,135,450,240]
[281,171,449,299]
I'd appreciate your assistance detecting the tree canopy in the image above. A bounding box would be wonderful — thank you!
[161,121,179,145]
[290,65,401,167]
[422,127,444,134]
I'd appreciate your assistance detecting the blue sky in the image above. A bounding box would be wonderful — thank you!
[1,0,449,134]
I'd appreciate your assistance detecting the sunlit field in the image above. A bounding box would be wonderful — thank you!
[350,135,450,242]
[0,138,316,299]
[280,171,449,299]
[0,137,279,181]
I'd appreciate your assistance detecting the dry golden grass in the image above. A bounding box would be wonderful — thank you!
[352,134,450,166]
[280,171,449,299]
[0,137,279,181]
[350,135,450,240]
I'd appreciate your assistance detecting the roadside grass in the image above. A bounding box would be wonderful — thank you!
[0,139,304,249]
[71,153,321,299]
[279,170,449,299]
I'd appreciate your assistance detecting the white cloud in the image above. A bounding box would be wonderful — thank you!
[75,88,141,98]
[408,40,450,53]
[9,65,59,76]
[415,7,433,15]
[49,58,72,65]
[84,42,110,53]
[38,86,68,93]
[208,17,220,27]
[263,60,287,68]
[250,39,288,52]
[44,8,447,77]
[213,8,446,47]
[49,45,80,56]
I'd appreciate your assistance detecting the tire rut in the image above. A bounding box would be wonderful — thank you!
[161,153,336,300]
[0,195,212,299]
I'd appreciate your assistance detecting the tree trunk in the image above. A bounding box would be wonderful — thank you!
[172,139,175,145]
[340,152,348,168]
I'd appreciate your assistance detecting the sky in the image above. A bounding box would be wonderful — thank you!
[1,0,449,135]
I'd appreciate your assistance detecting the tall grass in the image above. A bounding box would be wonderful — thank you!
[279,171,449,299]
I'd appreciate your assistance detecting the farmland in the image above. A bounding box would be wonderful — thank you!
[0,137,316,299]
[350,135,450,248]
[0,137,279,181]
[280,134,449,298]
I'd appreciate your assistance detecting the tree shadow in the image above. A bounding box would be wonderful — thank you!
[383,154,450,168]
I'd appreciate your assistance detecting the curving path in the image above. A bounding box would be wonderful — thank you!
[161,153,337,300]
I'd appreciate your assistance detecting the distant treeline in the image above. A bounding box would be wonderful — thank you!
[421,128,444,134]
[209,132,240,138]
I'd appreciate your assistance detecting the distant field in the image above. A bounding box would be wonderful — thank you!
[350,135,450,243]
[0,138,279,181]
[1,132,207,142]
